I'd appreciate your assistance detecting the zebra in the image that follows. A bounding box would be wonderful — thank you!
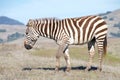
[24,15,108,72]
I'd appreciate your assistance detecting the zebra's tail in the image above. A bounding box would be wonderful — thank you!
[103,36,107,56]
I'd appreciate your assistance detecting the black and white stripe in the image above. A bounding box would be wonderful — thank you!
[26,16,107,43]
[24,15,108,72]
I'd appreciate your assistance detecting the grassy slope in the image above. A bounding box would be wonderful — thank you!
[0,38,120,80]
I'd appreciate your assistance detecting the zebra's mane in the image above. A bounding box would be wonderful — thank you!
[40,17,60,20]
[27,17,60,27]
[35,17,61,24]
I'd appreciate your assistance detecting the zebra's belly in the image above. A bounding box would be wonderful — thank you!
[67,37,89,45]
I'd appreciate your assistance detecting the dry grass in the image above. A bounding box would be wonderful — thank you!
[0,38,120,80]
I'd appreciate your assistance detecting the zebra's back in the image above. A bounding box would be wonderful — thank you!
[62,15,107,45]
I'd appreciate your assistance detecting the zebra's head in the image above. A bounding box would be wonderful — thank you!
[24,19,39,50]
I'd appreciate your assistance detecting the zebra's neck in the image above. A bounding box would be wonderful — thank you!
[39,18,61,40]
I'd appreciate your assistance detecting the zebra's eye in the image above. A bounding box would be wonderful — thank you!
[37,35,39,38]
[31,39,37,42]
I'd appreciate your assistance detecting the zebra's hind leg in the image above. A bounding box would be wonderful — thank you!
[85,38,95,71]
[63,45,71,72]
[96,39,104,71]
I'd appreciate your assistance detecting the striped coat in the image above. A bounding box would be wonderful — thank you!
[24,15,108,72]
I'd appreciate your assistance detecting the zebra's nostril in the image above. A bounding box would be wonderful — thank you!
[24,44,32,50]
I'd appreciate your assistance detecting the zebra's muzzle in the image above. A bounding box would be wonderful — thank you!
[24,40,33,50]
[24,44,32,50]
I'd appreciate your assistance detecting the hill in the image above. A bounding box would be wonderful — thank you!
[99,9,120,37]
[0,25,25,43]
[0,9,120,43]
[0,16,24,25]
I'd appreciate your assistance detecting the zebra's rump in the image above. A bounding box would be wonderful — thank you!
[62,15,107,45]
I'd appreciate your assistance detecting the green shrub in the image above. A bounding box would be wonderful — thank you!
[110,32,120,37]
[0,29,6,32]
[109,17,114,21]
[0,38,3,43]
[102,16,107,19]
[7,32,24,41]
[114,22,120,29]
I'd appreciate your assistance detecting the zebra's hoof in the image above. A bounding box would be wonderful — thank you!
[65,67,71,72]
[54,68,59,73]
[85,66,91,71]
[85,69,90,72]
[98,67,102,72]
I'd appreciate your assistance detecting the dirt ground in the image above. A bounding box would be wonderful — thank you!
[0,38,120,80]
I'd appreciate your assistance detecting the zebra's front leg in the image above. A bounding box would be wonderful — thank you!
[55,46,63,72]
[55,43,67,72]
[63,46,71,72]
[55,56,61,72]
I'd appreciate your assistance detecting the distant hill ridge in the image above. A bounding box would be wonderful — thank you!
[99,9,120,38]
[0,16,24,25]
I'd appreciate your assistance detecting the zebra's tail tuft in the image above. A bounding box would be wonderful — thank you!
[103,36,107,56]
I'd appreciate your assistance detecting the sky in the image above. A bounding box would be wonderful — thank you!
[0,0,120,24]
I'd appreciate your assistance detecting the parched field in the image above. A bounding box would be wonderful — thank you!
[0,38,120,80]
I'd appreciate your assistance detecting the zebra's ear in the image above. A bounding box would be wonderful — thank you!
[26,19,34,27]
